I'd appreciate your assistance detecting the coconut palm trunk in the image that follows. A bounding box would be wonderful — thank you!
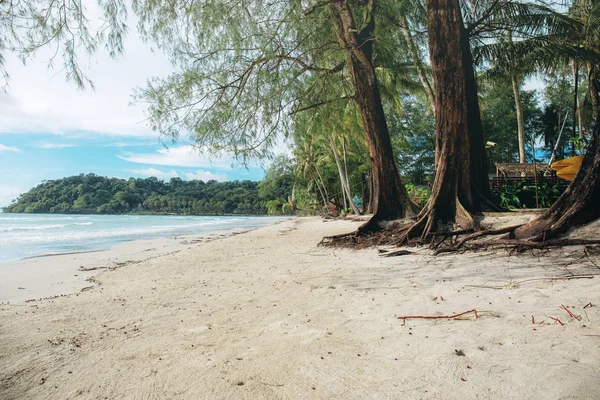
[512,73,527,163]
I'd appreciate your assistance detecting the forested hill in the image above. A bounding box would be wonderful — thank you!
[2,174,290,215]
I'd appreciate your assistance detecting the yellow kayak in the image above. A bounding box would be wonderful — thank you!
[551,156,583,181]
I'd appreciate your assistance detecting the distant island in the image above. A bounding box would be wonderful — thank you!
[2,173,291,215]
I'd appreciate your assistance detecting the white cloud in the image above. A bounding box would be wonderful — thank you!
[129,168,179,180]
[37,143,77,149]
[118,145,233,168]
[0,13,173,138]
[0,144,20,152]
[127,167,227,182]
[183,170,227,182]
[0,185,25,207]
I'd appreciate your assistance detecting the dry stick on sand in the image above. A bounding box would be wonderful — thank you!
[560,305,581,320]
[549,316,565,326]
[397,309,479,324]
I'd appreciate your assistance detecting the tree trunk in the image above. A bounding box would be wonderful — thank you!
[341,137,362,215]
[314,165,330,208]
[330,1,418,230]
[367,165,375,214]
[361,172,370,214]
[400,13,435,114]
[512,73,527,163]
[404,0,496,238]
[513,122,600,240]
[572,61,579,156]
[330,134,360,215]
[588,63,599,121]
[314,173,328,209]
[462,21,496,209]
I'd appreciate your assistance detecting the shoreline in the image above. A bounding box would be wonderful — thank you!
[0,222,284,304]
[1,217,598,399]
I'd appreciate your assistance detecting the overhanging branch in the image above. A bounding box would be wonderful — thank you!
[289,95,354,115]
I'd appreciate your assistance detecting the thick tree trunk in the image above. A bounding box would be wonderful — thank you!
[513,123,600,240]
[512,74,527,163]
[330,2,418,230]
[404,0,496,238]
[461,24,496,209]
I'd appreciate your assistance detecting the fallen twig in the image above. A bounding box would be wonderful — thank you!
[380,249,413,258]
[464,274,596,289]
[397,309,478,323]
[560,305,581,320]
[549,316,564,326]
[583,302,593,309]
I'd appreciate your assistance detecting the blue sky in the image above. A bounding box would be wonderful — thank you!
[0,12,271,207]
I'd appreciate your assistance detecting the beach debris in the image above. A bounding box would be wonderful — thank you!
[549,316,564,326]
[583,302,593,309]
[397,309,478,324]
[380,249,413,257]
[560,304,581,320]
[454,349,465,356]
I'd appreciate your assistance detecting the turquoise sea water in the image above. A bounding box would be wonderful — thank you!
[0,214,288,264]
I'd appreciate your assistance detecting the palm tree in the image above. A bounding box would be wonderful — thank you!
[473,0,600,142]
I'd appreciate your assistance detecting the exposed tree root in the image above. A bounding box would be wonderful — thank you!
[434,238,600,255]
[320,213,600,256]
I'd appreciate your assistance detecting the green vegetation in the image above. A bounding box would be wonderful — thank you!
[3,0,600,242]
[2,173,293,215]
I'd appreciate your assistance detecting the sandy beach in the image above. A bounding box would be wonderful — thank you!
[0,227,256,304]
[1,217,599,399]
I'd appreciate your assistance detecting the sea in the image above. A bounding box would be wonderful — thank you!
[0,214,289,264]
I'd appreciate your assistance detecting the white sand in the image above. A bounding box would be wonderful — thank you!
[1,217,599,399]
[0,229,251,304]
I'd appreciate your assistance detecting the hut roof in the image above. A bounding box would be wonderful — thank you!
[495,163,552,176]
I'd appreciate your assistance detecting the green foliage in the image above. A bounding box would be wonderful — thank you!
[494,183,523,209]
[493,179,564,209]
[389,96,435,184]
[520,181,562,208]
[258,156,295,202]
[480,79,542,166]
[405,184,431,208]
[3,173,280,215]
[535,181,561,207]
[265,200,284,215]
[1,0,127,88]
[131,0,350,162]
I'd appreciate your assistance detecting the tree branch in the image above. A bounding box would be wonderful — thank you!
[303,0,335,16]
[289,95,354,115]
